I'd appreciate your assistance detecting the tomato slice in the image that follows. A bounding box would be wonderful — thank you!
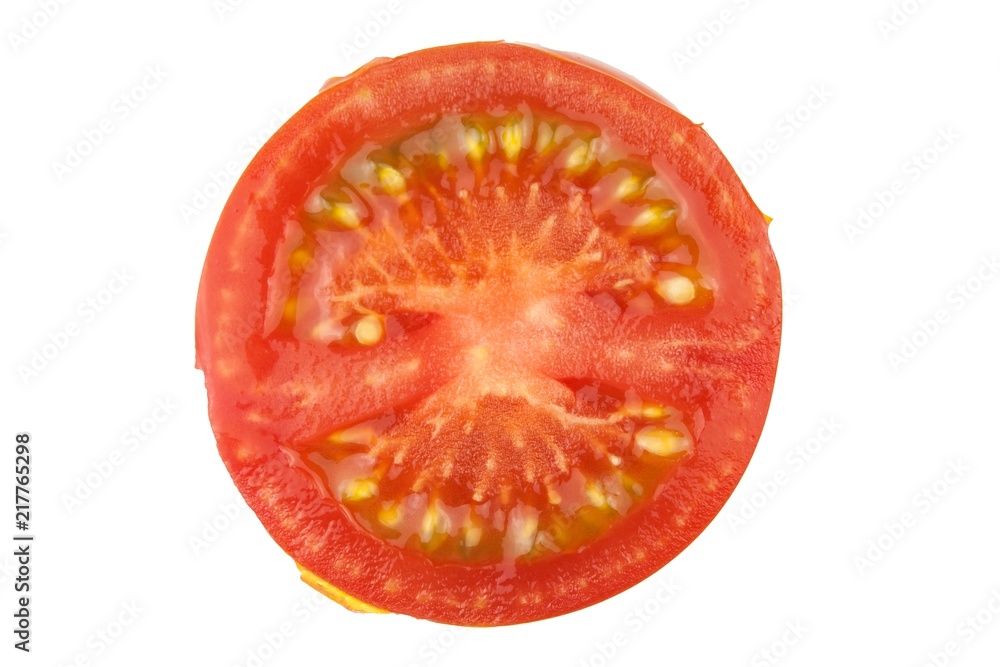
[195,41,781,626]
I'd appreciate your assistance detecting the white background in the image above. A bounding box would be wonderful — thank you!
[2,0,998,665]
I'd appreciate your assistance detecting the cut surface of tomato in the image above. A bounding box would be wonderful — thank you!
[196,42,781,626]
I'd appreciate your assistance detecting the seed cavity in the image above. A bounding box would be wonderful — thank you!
[504,506,539,559]
[630,203,677,234]
[295,383,694,565]
[499,119,525,160]
[311,320,346,344]
[329,202,361,229]
[352,315,384,345]
[463,523,482,548]
[464,125,492,160]
[635,427,691,457]
[281,298,297,324]
[375,164,407,195]
[615,174,648,201]
[328,424,377,446]
[340,478,378,502]
[378,502,402,527]
[656,273,697,305]
[534,122,554,152]
[564,139,595,172]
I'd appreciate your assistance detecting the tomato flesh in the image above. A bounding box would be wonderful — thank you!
[196,42,781,625]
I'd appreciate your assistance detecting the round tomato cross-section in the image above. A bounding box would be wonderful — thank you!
[196,42,781,626]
